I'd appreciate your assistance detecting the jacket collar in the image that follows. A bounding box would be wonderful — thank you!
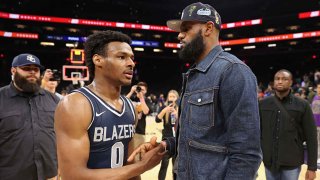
[274,90,293,104]
[9,82,45,97]
[191,45,224,73]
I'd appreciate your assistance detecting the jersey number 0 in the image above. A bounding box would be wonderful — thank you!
[111,142,124,168]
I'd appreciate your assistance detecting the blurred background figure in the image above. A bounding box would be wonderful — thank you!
[148,93,159,116]
[258,88,265,101]
[311,83,320,166]
[65,73,85,93]
[157,93,165,109]
[264,82,274,97]
[41,68,53,89]
[41,69,63,99]
[155,89,179,180]
[302,74,312,88]
[314,70,320,85]
[42,79,63,99]
[308,86,316,104]
[126,81,152,150]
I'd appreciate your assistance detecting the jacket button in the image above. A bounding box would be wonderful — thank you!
[198,98,201,103]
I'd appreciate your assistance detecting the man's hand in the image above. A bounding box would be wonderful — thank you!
[126,85,137,99]
[136,91,144,99]
[130,85,137,94]
[305,170,316,180]
[127,136,165,162]
[164,104,174,112]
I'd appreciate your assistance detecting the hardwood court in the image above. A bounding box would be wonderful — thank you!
[141,116,320,180]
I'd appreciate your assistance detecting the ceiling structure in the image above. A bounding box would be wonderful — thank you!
[0,0,319,91]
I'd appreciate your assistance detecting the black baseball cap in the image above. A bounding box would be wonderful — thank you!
[167,2,221,32]
[12,53,44,69]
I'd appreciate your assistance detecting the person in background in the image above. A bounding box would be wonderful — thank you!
[299,87,308,100]
[258,88,265,101]
[126,82,151,150]
[149,94,159,116]
[65,74,85,93]
[314,70,320,85]
[302,74,312,88]
[264,82,275,97]
[0,53,59,180]
[157,93,165,109]
[260,69,317,180]
[294,91,302,98]
[41,69,63,99]
[60,89,68,96]
[43,79,63,99]
[308,86,316,104]
[155,90,179,180]
[41,68,53,89]
[311,83,320,166]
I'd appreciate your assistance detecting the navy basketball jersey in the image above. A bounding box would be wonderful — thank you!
[74,87,136,169]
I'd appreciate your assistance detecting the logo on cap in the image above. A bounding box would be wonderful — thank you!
[214,11,220,24]
[188,5,197,16]
[197,8,211,16]
[167,2,222,32]
[26,55,36,62]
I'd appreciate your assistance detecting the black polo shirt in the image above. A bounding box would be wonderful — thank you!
[0,83,59,180]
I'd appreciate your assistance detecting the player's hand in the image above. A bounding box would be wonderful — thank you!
[139,142,166,171]
[127,136,165,162]
[305,170,316,180]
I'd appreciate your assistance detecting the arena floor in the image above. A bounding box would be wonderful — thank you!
[140,116,320,180]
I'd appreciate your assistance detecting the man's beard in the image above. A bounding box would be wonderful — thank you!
[178,30,205,62]
[274,87,290,93]
[14,72,41,93]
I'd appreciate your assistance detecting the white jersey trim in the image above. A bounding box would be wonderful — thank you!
[82,87,126,117]
[73,89,95,130]
[123,96,136,123]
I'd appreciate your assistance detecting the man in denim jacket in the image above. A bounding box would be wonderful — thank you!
[129,2,262,179]
[166,2,262,179]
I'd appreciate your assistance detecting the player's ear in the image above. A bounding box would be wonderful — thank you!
[92,54,104,67]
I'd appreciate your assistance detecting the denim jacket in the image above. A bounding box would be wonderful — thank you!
[166,45,262,180]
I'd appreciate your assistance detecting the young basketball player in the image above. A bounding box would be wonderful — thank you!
[54,30,165,179]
